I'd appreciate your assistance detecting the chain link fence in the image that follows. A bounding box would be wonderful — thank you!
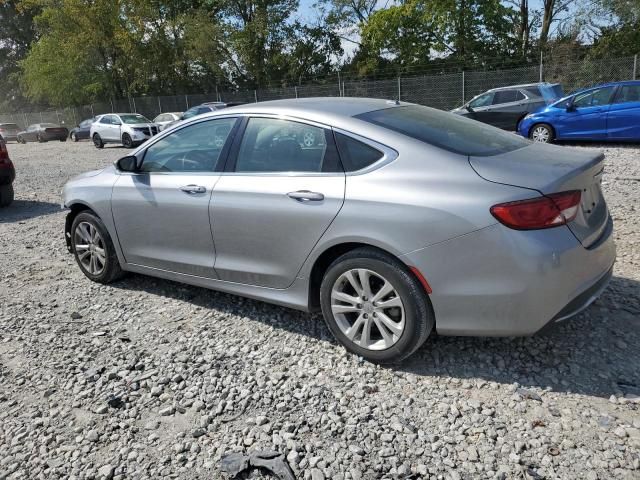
[1,54,637,129]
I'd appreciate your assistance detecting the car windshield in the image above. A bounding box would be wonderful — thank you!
[119,114,151,124]
[182,107,202,120]
[356,105,529,156]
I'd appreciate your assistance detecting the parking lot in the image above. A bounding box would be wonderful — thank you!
[0,140,639,479]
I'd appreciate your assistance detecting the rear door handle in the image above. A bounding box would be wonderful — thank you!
[287,190,324,202]
[180,185,206,194]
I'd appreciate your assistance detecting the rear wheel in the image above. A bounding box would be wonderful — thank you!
[0,184,14,207]
[320,248,434,363]
[529,123,554,143]
[93,134,104,149]
[37,134,44,143]
[71,211,124,283]
[122,133,134,148]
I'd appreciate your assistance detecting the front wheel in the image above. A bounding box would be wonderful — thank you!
[320,248,434,363]
[93,134,104,149]
[122,133,134,148]
[71,211,124,283]
[0,184,14,207]
[70,132,78,142]
[17,136,25,144]
[529,123,554,143]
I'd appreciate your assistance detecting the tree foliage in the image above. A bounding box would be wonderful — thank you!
[0,0,635,108]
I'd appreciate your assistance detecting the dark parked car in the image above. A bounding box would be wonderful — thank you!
[17,123,69,143]
[519,80,640,143]
[0,140,15,207]
[69,118,96,141]
[0,123,20,142]
[451,82,564,130]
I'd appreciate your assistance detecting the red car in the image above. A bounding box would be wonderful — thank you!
[0,140,15,207]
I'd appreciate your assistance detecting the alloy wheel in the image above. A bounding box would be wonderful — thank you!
[74,221,106,275]
[330,268,405,351]
[531,126,550,143]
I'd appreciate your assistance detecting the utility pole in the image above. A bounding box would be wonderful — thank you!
[337,71,342,96]
[462,71,465,104]
[539,50,544,82]
[634,54,638,80]
[397,76,401,101]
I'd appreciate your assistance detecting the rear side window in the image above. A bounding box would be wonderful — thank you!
[356,105,529,157]
[235,117,341,173]
[335,133,383,171]
[493,90,523,104]
[524,87,542,98]
[614,85,640,103]
[574,87,615,108]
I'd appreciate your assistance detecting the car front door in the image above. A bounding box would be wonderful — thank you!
[97,115,116,141]
[111,117,239,277]
[25,125,37,141]
[211,116,346,288]
[554,86,615,140]
[606,84,640,140]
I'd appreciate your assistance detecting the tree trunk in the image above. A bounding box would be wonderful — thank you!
[540,0,555,49]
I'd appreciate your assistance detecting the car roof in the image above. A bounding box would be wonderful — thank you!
[214,97,400,120]
[488,82,559,92]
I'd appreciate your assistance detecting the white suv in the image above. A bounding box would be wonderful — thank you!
[90,113,159,149]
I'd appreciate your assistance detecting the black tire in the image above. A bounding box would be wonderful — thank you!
[71,211,124,284]
[70,132,77,142]
[37,134,45,143]
[529,123,555,143]
[0,184,14,207]
[60,138,67,142]
[122,133,133,149]
[319,247,434,363]
[17,136,25,144]
[93,133,104,149]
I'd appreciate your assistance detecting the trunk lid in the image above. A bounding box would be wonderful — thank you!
[469,143,608,248]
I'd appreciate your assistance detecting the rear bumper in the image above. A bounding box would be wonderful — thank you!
[401,216,616,336]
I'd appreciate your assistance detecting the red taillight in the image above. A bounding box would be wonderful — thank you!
[490,191,581,230]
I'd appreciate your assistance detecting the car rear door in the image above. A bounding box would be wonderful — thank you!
[484,89,528,130]
[111,117,239,277]
[210,115,346,288]
[554,86,615,140]
[606,84,640,140]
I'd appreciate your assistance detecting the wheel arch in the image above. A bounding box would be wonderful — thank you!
[307,241,429,312]
[64,203,98,252]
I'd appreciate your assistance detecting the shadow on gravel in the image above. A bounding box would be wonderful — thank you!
[111,273,640,400]
[0,200,60,223]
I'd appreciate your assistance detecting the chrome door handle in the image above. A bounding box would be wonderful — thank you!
[287,190,324,202]
[180,185,206,194]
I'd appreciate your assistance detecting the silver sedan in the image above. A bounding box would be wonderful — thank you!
[62,98,616,363]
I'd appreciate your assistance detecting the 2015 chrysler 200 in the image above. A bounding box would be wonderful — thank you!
[62,98,616,363]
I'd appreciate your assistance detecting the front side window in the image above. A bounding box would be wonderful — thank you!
[235,118,338,173]
[574,87,615,108]
[140,118,237,173]
[356,105,530,157]
[100,116,112,125]
[613,85,640,104]
[80,119,93,128]
[335,133,383,171]
[469,93,494,108]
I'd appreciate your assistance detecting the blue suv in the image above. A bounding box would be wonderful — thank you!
[518,80,640,143]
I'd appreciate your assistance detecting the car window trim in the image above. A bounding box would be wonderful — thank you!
[222,114,345,177]
[611,84,638,104]
[119,116,241,176]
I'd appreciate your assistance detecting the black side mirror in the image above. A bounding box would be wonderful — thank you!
[117,155,139,172]
[566,99,576,111]
[465,105,474,112]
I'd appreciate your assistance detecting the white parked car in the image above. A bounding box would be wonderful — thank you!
[153,112,183,131]
[90,113,159,149]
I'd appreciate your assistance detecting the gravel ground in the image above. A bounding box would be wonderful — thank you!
[0,140,639,480]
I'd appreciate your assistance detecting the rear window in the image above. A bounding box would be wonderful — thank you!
[355,105,529,156]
